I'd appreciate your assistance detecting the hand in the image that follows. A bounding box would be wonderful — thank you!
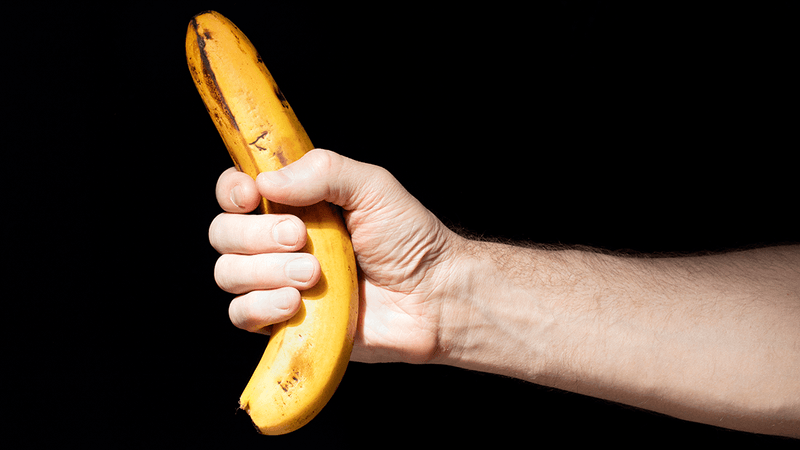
[209,150,800,437]
[209,149,465,364]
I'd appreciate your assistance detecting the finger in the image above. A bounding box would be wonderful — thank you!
[209,213,307,254]
[228,287,302,333]
[255,148,407,211]
[215,167,262,213]
[214,253,321,294]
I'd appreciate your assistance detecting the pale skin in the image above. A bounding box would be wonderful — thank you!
[210,149,799,438]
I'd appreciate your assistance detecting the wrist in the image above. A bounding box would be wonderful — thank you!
[426,236,480,367]
[431,238,552,381]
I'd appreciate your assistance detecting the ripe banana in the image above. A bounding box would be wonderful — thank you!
[186,11,359,435]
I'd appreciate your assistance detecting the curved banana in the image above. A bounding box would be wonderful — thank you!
[186,11,359,435]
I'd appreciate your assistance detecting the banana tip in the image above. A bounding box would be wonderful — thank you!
[191,10,218,20]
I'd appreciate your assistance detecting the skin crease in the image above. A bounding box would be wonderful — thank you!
[209,149,800,438]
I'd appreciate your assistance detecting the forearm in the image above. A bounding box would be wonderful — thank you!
[438,241,800,437]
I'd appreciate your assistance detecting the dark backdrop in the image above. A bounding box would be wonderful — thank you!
[10,2,796,447]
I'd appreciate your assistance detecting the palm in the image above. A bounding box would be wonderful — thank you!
[341,185,456,364]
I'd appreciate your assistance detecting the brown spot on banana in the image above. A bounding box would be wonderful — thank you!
[189,18,240,133]
[274,85,290,109]
[274,147,289,166]
[249,131,270,151]
[248,132,291,166]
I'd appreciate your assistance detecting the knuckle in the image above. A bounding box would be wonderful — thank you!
[215,254,252,293]
[228,295,258,331]
[307,148,333,164]
[214,255,229,292]
[213,254,234,292]
[307,148,341,179]
[308,149,348,204]
[242,215,302,252]
[208,214,227,252]
[238,216,268,252]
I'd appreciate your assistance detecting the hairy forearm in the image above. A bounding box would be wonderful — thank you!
[439,242,800,437]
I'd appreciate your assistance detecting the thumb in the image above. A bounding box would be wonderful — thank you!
[255,149,401,211]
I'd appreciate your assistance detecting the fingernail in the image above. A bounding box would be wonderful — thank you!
[230,185,243,208]
[273,219,300,247]
[285,257,315,283]
[262,168,292,187]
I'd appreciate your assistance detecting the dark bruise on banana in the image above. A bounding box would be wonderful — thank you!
[188,18,240,134]
[189,17,292,173]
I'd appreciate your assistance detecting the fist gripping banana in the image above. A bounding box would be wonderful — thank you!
[186,11,358,435]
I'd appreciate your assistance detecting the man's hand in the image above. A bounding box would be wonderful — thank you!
[209,149,800,438]
[209,149,467,364]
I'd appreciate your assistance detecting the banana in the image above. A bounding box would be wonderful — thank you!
[186,11,359,435]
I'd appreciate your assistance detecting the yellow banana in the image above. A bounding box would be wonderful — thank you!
[186,11,359,435]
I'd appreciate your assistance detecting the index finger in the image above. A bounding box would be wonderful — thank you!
[215,167,262,213]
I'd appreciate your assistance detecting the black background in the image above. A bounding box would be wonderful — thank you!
[8,1,797,447]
